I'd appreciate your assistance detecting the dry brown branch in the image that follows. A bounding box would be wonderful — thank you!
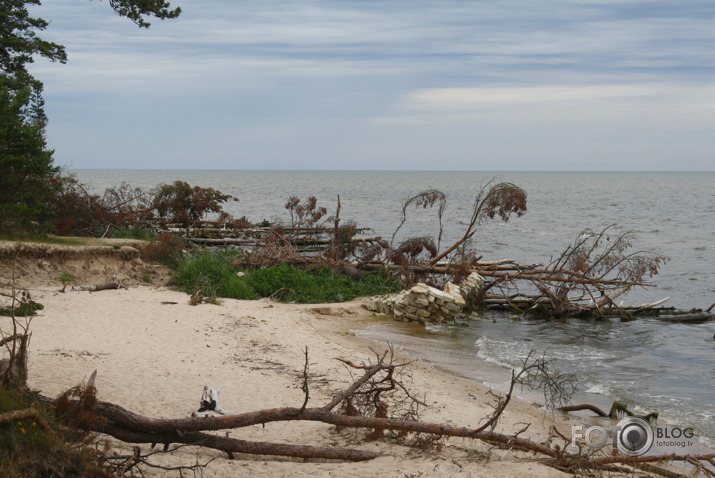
[330,195,341,261]
[101,444,216,477]
[390,189,446,249]
[297,346,310,414]
[525,226,669,317]
[0,250,32,388]
[428,181,526,267]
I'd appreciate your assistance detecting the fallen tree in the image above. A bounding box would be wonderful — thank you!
[31,348,715,477]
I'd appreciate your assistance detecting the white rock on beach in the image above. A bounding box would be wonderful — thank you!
[362,273,484,324]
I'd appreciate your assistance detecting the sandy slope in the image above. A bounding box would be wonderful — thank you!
[7,283,582,478]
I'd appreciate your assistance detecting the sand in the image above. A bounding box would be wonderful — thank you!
[0,240,582,476]
[3,282,582,478]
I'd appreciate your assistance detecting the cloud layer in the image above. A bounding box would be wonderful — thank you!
[28,0,715,170]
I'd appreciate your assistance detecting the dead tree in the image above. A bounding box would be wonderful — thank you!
[522,225,669,318]
[42,346,715,476]
[0,250,33,388]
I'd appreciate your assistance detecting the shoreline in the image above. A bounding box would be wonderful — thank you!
[355,320,715,455]
[19,284,576,477]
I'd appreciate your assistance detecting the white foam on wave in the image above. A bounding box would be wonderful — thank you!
[584,382,616,397]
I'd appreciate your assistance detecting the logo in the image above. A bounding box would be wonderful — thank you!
[616,417,654,456]
[571,418,695,456]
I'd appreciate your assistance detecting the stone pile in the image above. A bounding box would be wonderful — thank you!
[363,272,485,324]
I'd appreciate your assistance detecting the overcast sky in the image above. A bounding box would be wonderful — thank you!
[28,0,715,171]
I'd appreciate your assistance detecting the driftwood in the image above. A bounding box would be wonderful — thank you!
[72,279,128,292]
[64,350,563,463]
[559,401,659,423]
[46,348,715,477]
[655,313,715,323]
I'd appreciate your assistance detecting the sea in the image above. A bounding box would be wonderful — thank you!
[72,169,715,447]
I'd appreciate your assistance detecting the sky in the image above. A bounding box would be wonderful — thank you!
[27,0,715,171]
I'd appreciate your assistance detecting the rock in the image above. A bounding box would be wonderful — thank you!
[444,282,466,307]
[362,272,486,325]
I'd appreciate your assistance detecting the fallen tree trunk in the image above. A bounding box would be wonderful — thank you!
[91,402,558,460]
[46,349,715,476]
[655,313,715,323]
[101,423,382,461]
[90,397,715,475]
[97,402,553,453]
[73,280,128,292]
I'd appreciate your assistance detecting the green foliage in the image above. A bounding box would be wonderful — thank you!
[0,290,43,317]
[246,264,401,303]
[174,252,258,300]
[57,273,74,283]
[1,0,181,236]
[107,0,181,28]
[0,1,65,234]
[174,252,401,304]
[0,75,59,234]
[0,1,67,81]
[110,225,155,240]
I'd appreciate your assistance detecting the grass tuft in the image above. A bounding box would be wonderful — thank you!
[174,252,258,300]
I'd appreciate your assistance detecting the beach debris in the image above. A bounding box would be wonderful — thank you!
[32,346,715,474]
[193,386,232,417]
[559,401,659,424]
[72,279,128,292]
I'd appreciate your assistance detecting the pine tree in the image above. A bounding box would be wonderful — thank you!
[0,0,180,233]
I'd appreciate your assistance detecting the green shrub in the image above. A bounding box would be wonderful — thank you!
[246,263,401,303]
[174,252,258,300]
[0,290,43,317]
[109,226,155,240]
[174,250,400,304]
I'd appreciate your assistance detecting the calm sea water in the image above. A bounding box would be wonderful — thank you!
[73,169,715,444]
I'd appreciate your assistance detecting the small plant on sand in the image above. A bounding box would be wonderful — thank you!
[0,290,43,318]
[58,272,75,293]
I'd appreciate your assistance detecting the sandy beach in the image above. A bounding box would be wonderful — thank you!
[7,281,582,478]
[0,241,584,476]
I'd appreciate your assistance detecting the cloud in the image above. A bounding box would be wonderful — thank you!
[403,85,656,109]
[24,0,715,170]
